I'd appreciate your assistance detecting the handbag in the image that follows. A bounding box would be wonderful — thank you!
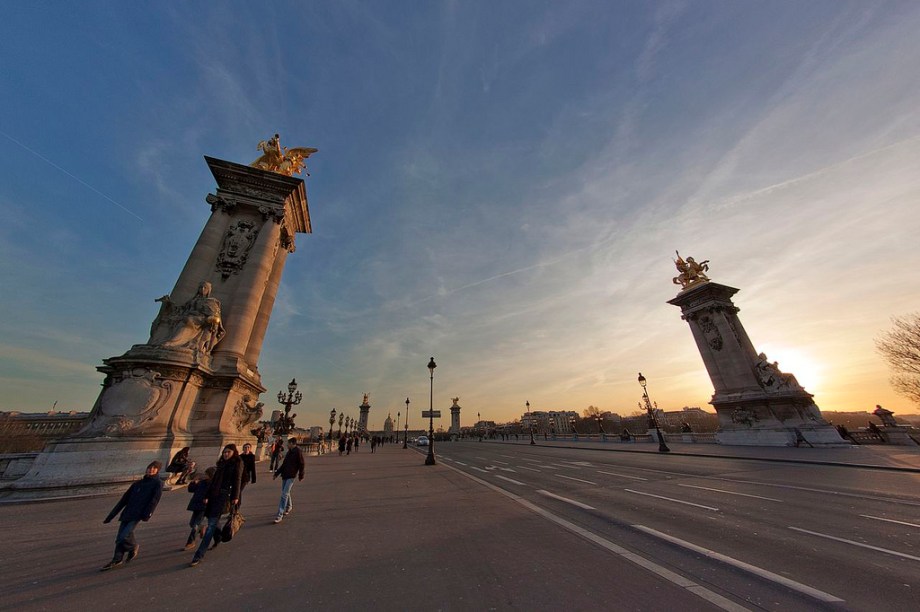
[220,509,245,542]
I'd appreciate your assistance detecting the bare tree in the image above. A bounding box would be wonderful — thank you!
[876,312,920,404]
[583,405,601,418]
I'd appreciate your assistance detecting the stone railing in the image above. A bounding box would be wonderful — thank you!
[0,453,39,480]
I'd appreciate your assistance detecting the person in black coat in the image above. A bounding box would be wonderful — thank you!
[101,461,163,571]
[272,438,305,523]
[183,466,215,550]
[190,444,242,567]
[239,443,257,506]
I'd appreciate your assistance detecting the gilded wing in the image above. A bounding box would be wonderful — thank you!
[285,147,318,159]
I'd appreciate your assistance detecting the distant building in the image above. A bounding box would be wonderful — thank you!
[521,410,578,434]
[0,411,91,453]
[383,413,394,435]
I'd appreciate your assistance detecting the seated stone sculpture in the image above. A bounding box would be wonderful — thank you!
[149,281,225,355]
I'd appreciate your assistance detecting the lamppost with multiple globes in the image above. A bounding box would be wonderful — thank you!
[275,378,302,436]
[396,411,401,443]
[328,408,336,441]
[403,397,410,449]
[570,414,578,439]
[425,358,437,465]
[337,412,344,438]
[477,411,481,441]
[638,372,670,453]
[526,400,535,445]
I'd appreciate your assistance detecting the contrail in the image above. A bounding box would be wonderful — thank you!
[0,129,143,221]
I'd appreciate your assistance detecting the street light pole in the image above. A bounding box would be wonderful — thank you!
[328,408,336,442]
[275,378,302,436]
[337,412,344,438]
[638,372,670,453]
[527,400,535,445]
[425,357,437,465]
[403,397,410,449]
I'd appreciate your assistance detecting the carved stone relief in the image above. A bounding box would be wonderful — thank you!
[80,369,173,436]
[148,281,226,360]
[232,396,264,432]
[698,315,723,351]
[216,220,259,279]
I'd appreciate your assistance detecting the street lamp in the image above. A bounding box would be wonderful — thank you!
[527,401,535,445]
[396,411,400,444]
[328,408,336,441]
[570,414,578,440]
[477,411,481,441]
[425,357,437,465]
[337,412,344,438]
[403,397,410,449]
[638,372,670,453]
[275,378,302,436]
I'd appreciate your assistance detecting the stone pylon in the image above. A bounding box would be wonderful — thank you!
[449,398,461,438]
[358,395,370,433]
[668,281,846,446]
[4,155,313,498]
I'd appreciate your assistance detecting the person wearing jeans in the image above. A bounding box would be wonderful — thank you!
[273,437,305,523]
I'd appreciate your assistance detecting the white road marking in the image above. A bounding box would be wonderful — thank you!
[493,460,509,465]
[536,490,596,510]
[474,456,489,460]
[716,477,920,507]
[439,464,751,612]
[549,463,581,469]
[556,474,598,485]
[454,461,467,466]
[677,484,782,502]
[789,526,920,562]
[624,489,720,511]
[499,454,517,459]
[517,465,542,472]
[860,514,920,529]
[440,456,451,461]
[470,466,488,473]
[495,475,526,486]
[561,461,594,467]
[520,458,542,463]
[596,470,648,481]
[633,525,844,604]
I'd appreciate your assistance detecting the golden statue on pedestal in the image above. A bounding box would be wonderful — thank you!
[250,133,318,176]
[672,251,710,289]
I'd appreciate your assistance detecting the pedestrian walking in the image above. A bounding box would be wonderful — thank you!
[269,437,284,471]
[346,436,353,455]
[190,444,242,567]
[272,437,305,524]
[338,436,346,455]
[239,443,257,506]
[101,461,163,571]
[370,437,377,453]
[183,467,215,550]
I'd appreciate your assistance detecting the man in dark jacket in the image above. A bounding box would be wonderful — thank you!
[272,437,305,523]
[190,444,242,567]
[239,442,257,506]
[101,461,163,571]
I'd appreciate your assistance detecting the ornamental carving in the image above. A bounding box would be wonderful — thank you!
[698,315,723,351]
[148,281,226,359]
[754,352,804,392]
[232,395,264,432]
[206,193,236,213]
[216,220,259,279]
[258,205,285,223]
[250,133,318,177]
[730,407,758,427]
[672,251,710,289]
[79,368,173,436]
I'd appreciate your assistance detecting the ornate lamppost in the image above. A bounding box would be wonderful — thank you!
[638,372,670,453]
[396,410,401,444]
[328,408,336,441]
[570,414,578,440]
[275,378,302,436]
[526,401,536,445]
[425,358,437,465]
[596,414,606,441]
[403,397,410,449]
[337,412,344,438]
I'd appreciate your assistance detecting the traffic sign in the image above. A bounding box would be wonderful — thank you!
[421,410,442,418]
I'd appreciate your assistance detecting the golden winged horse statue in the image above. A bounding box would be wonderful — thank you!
[250,133,318,176]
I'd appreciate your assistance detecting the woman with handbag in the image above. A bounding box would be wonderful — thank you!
[190,444,242,567]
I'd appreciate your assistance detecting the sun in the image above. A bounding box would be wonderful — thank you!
[758,345,823,394]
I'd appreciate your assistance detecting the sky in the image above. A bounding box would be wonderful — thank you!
[1,1,918,431]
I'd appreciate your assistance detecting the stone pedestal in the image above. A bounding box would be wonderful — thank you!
[358,399,370,433]
[2,156,313,499]
[449,399,461,439]
[668,282,846,447]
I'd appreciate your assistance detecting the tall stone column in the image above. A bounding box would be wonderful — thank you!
[449,398,461,438]
[358,396,371,433]
[668,279,846,446]
[3,154,314,499]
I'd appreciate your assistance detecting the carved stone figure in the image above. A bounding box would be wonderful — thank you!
[250,133,318,177]
[451,397,460,406]
[232,395,265,432]
[362,393,370,405]
[672,251,710,289]
[149,281,226,355]
[698,315,723,351]
[730,407,758,427]
[754,353,802,391]
[216,220,259,278]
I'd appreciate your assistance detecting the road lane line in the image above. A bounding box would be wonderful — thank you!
[454,461,467,466]
[715,478,920,507]
[470,466,488,473]
[549,463,581,469]
[860,515,920,528]
[556,474,598,486]
[495,475,526,486]
[520,458,542,463]
[499,454,516,458]
[493,460,509,465]
[624,489,719,511]
[677,484,782,502]
[474,456,489,460]
[438,463,751,612]
[789,526,920,562]
[596,470,648,481]
[536,490,596,510]
[517,466,542,472]
[633,525,844,604]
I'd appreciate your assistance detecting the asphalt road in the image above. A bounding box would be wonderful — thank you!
[433,440,920,611]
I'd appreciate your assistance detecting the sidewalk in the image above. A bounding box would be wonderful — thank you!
[0,444,718,612]
[483,437,920,472]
